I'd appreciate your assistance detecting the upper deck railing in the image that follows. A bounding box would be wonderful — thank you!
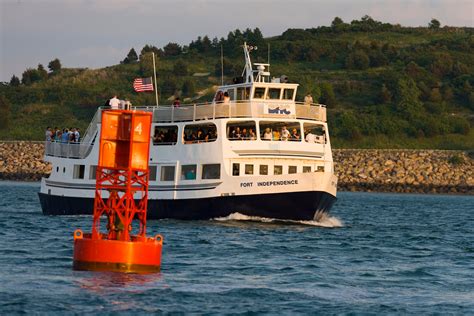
[139,101,327,123]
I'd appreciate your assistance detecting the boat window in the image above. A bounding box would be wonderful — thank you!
[232,163,240,176]
[202,164,220,179]
[282,88,295,100]
[160,166,175,181]
[153,125,178,145]
[63,167,66,173]
[89,165,97,179]
[303,166,312,173]
[303,123,325,144]
[73,165,85,179]
[184,123,217,144]
[181,165,197,180]
[227,121,257,141]
[236,87,250,100]
[267,88,281,100]
[245,164,254,175]
[274,165,283,175]
[289,166,297,174]
[316,166,325,172]
[56,167,59,173]
[149,165,157,181]
[259,121,301,141]
[259,165,268,175]
[253,87,266,99]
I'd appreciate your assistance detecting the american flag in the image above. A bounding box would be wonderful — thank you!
[133,77,154,92]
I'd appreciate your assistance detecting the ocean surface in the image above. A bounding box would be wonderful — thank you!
[0,182,473,314]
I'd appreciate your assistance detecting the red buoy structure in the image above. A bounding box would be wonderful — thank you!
[73,109,163,273]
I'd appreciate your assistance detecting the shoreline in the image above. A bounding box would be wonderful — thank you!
[0,142,472,195]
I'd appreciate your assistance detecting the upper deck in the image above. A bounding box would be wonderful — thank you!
[140,100,326,123]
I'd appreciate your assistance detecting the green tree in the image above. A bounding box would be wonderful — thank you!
[140,45,162,58]
[9,75,20,86]
[0,94,11,129]
[21,68,41,85]
[182,79,196,97]
[331,17,344,28]
[139,53,155,77]
[163,42,182,56]
[48,58,62,73]
[396,78,423,118]
[173,60,188,76]
[345,50,370,70]
[428,18,440,29]
[38,64,48,80]
[122,48,138,64]
[319,82,336,107]
[379,84,392,103]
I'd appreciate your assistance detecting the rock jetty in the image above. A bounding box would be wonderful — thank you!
[334,149,473,194]
[0,142,473,194]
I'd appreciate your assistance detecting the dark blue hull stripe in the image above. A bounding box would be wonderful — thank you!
[38,191,336,221]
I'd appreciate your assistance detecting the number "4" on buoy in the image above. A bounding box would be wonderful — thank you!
[134,122,142,135]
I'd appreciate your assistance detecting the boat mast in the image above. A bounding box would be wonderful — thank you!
[242,42,254,84]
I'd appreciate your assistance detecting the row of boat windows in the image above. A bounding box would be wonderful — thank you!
[70,164,221,181]
[153,121,326,145]
[232,163,324,176]
[67,163,324,181]
[216,87,295,102]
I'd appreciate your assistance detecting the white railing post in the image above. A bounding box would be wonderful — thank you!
[193,104,196,122]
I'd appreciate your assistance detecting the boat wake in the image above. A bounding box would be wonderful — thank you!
[213,212,342,228]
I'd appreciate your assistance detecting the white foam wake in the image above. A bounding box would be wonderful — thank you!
[213,212,343,228]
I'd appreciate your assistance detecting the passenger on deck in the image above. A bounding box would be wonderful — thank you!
[215,91,224,103]
[241,128,248,140]
[305,129,316,143]
[304,93,313,106]
[231,127,242,140]
[290,128,300,141]
[263,128,272,141]
[223,92,230,104]
[61,128,70,143]
[173,97,181,107]
[272,130,280,141]
[45,127,53,142]
[249,128,256,140]
[281,126,290,141]
[109,95,120,110]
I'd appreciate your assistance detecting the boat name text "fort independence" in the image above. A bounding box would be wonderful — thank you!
[240,180,298,188]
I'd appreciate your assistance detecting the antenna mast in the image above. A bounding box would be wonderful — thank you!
[221,44,224,86]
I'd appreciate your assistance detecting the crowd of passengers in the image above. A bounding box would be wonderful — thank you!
[229,126,300,141]
[228,125,325,143]
[183,128,217,144]
[153,129,178,144]
[45,126,81,143]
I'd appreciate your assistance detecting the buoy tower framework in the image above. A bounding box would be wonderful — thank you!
[73,110,163,273]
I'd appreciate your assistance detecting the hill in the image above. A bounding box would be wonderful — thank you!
[0,16,473,149]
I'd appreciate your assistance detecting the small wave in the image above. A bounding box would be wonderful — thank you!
[213,212,342,228]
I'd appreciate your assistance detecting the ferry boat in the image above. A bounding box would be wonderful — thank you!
[39,43,337,220]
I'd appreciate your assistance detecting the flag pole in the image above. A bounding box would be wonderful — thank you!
[220,44,224,86]
[152,52,159,106]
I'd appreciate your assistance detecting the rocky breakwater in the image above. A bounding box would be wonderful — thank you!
[334,149,474,194]
[0,142,51,181]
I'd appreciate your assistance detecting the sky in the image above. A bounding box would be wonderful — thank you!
[0,0,473,82]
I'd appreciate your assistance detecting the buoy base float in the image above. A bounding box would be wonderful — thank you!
[72,110,162,273]
[73,230,163,273]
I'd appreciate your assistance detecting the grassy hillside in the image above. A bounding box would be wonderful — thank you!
[0,16,473,149]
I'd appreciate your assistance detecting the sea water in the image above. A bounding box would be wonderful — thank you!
[0,182,473,314]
